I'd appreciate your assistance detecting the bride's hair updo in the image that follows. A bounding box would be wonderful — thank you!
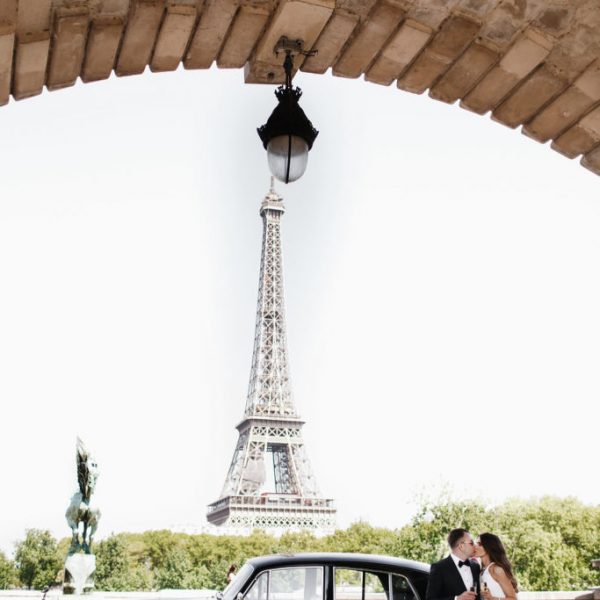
[479,533,519,592]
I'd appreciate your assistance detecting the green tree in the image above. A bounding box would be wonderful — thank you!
[95,534,153,591]
[143,530,182,571]
[323,522,398,556]
[384,494,490,564]
[183,530,277,591]
[34,494,597,593]
[0,551,17,589]
[95,534,130,591]
[154,546,194,589]
[502,517,580,591]
[276,530,322,554]
[387,494,600,591]
[14,529,61,590]
[127,566,154,591]
[495,497,600,590]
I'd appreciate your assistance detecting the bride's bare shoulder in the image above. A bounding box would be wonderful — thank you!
[490,564,506,578]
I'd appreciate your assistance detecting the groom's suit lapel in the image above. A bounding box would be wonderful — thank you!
[445,556,467,593]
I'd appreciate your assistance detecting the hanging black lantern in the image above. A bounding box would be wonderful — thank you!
[257,43,318,184]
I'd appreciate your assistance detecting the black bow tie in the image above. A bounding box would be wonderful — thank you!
[458,560,471,569]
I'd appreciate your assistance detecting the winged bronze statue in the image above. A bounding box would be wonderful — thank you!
[65,437,101,555]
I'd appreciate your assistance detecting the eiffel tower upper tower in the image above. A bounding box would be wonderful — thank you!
[206,179,335,533]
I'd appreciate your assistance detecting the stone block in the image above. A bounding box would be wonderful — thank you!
[552,106,600,158]
[425,13,481,59]
[461,28,553,114]
[82,16,124,82]
[429,39,498,103]
[184,0,238,69]
[398,14,481,94]
[47,6,89,90]
[492,65,567,129]
[151,3,197,72]
[333,0,406,80]
[524,60,600,142]
[523,86,595,143]
[301,11,358,75]
[533,5,574,37]
[581,146,600,176]
[245,0,334,84]
[17,0,52,34]
[64,554,95,596]
[0,0,17,27]
[218,2,271,69]
[365,18,431,86]
[116,0,165,76]
[13,33,50,99]
[406,0,453,31]
[99,0,130,11]
[477,0,539,51]
[0,33,14,105]
[12,0,51,99]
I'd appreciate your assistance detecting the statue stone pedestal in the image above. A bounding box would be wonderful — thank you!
[63,554,96,595]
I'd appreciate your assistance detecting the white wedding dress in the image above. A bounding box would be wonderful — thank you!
[481,563,506,598]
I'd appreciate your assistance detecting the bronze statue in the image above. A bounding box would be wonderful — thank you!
[65,438,101,555]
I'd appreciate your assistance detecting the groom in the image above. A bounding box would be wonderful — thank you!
[426,528,481,600]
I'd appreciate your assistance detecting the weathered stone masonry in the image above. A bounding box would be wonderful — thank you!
[3,0,600,175]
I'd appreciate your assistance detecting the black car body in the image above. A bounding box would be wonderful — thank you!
[221,553,430,600]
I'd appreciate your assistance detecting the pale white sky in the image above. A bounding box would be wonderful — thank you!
[0,65,598,556]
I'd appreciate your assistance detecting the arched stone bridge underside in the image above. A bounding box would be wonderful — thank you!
[3,0,600,175]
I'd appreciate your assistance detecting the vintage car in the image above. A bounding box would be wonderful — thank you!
[220,553,430,600]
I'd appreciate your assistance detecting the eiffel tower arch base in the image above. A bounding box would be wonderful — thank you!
[207,495,336,535]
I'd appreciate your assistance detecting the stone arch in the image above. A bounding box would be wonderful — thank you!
[3,0,600,174]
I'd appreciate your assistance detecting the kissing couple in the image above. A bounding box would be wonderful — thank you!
[426,528,519,600]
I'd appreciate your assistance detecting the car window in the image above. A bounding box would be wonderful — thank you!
[246,571,268,600]
[392,574,418,600]
[271,567,323,600]
[245,567,324,600]
[335,569,418,600]
[335,569,390,600]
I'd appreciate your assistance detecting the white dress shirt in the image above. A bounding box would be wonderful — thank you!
[451,553,474,594]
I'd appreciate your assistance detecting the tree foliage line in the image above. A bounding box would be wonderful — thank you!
[1,496,598,593]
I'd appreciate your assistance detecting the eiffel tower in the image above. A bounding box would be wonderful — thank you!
[206,179,336,533]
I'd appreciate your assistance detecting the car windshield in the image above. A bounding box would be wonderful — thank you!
[222,563,255,600]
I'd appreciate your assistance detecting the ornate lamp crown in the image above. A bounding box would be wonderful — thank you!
[257,37,319,183]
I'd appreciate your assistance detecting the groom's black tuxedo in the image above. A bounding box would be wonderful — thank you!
[426,556,481,600]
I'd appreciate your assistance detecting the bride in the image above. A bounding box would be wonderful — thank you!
[475,533,519,600]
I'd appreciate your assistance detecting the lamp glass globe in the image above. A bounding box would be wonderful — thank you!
[266,135,309,183]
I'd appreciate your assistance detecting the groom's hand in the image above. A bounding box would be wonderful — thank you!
[458,591,477,600]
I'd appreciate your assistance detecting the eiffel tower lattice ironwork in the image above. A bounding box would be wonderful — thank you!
[206,179,336,533]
